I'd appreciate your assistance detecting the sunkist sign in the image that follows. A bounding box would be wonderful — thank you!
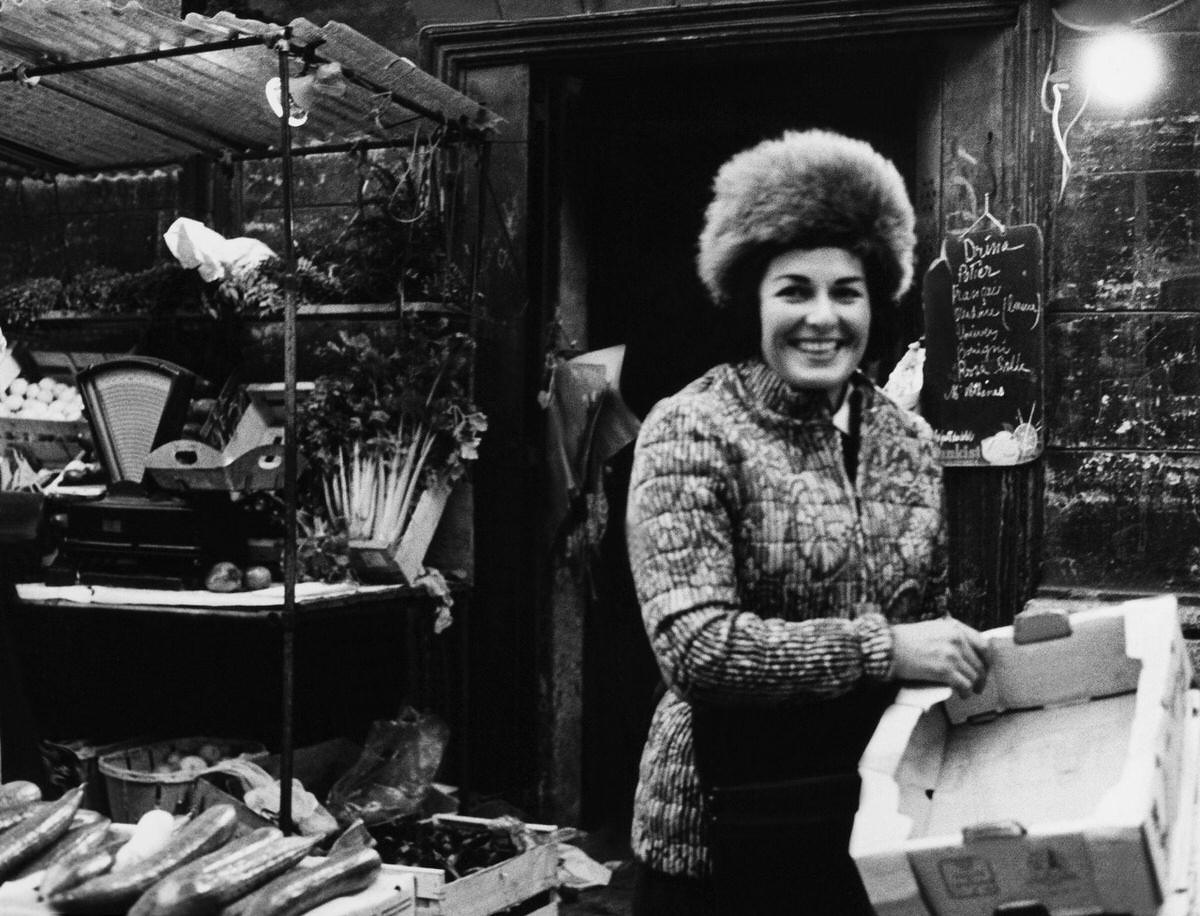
[921,222,1044,466]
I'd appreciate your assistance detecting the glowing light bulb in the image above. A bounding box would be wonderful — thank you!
[264,76,309,127]
[1080,30,1160,107]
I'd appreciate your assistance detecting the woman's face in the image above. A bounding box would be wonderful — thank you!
[758,246,871,398]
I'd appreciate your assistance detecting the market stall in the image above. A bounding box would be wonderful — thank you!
[0,3,563,914]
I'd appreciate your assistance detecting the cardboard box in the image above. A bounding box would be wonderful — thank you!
[852,595,1194,916]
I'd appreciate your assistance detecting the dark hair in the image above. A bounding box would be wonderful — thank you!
[717,244,898,365]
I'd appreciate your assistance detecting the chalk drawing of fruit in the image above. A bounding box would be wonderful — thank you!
[980,430,1022,465]
[1012,405,1042,461]
[981,407,1042,465]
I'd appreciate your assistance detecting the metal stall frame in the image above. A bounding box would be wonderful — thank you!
[0,4,496,830]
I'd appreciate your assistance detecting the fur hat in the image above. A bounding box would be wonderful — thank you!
[697,129,916,307]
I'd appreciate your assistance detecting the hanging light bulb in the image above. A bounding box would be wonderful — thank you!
[1080,29,1161,107]
[264,75,309,127]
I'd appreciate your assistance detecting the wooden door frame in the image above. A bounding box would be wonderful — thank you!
[422,1,1023,71]
[420,0,1046,825]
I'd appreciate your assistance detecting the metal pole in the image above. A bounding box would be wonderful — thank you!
[276,31,297,836]
[468,140,490,349]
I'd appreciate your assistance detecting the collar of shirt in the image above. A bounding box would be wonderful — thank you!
[831,394,852,436]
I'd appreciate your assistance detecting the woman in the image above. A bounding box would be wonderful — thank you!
[626,128,989,914]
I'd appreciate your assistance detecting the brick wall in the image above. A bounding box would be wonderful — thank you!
[1044,7,1200,592]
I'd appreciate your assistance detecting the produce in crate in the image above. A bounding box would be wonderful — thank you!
[22,820,111,890]
[0,781,41,806]
[40,844,120,900]
[112,809,177,871]
[46,802,239,914]
[99,738,267,823]
[0,784,83,880]
[220,845,382,916]
[0,791,399,915]
[0,375,84,421]
[0,801,54,834]
[368,814,540,880]
[127,827,317,916]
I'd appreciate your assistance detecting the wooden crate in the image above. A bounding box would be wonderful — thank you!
[382,815,559,916]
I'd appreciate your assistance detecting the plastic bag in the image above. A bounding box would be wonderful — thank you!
[882,340,925,413]
[163,217,275,282]
[326,708,450,826]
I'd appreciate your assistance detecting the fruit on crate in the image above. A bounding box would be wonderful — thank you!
[113,809,176,871]
[0,800,52,834]
[243,566,272,591]
[127,828,316,916]
[0,784,84,880]
[204,562,243,593]
[222,845,382,916]
[18,818,110,884]
[178,756,208,776]
[70,810,107,830]
[0,374,84,421]
[197,745,224,767]
[40,844,119,900]
[46,803,239,914]
[0,780,41,806]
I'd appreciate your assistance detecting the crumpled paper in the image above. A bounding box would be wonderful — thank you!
[163,216,276,283]
[883,340,925,413]
[557,843,613,889]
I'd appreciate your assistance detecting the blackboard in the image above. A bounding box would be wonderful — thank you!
[921,224,1044,466]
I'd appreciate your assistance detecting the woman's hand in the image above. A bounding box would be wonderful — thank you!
[890,618,990,697]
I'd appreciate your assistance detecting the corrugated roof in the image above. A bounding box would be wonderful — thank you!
[0,0,499,176]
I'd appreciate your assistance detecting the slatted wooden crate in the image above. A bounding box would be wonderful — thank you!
[382,815,559,916]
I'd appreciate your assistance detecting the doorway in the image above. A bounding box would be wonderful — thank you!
[536,34,939,833]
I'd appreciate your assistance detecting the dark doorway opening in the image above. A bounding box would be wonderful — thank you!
[535,33,939,836]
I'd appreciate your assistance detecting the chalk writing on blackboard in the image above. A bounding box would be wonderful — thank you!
[921,224,1044,467]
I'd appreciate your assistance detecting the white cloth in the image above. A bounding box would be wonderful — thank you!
[163,217,275,282]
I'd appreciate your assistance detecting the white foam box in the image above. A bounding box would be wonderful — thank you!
[852,595,1195,916]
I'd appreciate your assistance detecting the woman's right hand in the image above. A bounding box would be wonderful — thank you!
[890,617,990,697]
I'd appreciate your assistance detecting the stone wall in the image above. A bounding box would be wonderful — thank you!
[1044,5,1200,591]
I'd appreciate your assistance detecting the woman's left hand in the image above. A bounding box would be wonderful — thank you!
[890,617,990,697]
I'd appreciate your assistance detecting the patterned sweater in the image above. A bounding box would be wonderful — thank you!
[625,359,947,878]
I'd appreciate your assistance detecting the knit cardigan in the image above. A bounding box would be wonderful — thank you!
[626,359,947,878]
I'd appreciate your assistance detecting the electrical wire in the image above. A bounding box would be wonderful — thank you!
[1040,15,1060,114]
[1051,79,1091,205]
[1041,0,1184,203]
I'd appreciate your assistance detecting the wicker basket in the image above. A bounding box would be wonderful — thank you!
[98,736,266,823]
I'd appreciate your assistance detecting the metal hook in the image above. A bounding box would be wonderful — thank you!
[959,193,1008,237]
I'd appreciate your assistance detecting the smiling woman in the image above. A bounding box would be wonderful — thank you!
[757,246,871,399]
[624,129,989,915]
